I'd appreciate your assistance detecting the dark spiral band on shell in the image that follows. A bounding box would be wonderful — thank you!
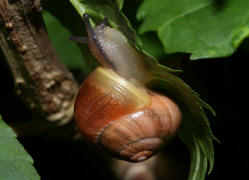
[97,108,171,162]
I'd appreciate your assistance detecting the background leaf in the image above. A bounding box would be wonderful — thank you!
[43,10,87,71]
[137,0,249,59]
[114,0,124,10]
[140,33,165,59]
[0,115,40,180]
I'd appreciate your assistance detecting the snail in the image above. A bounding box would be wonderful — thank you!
[72,14,182,162]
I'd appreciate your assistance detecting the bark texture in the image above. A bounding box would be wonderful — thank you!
[0,0,78,124]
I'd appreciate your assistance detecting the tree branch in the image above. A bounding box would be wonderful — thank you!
[0,0,78,124]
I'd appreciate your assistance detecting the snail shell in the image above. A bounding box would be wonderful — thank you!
[74,67,181,162]
[73,14,182,162]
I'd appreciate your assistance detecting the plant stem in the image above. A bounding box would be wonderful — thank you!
[0,0,78,124]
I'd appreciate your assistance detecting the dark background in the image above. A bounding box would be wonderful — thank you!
[1,0,249,179]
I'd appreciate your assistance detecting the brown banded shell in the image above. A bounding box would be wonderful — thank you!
[74,67,181,162]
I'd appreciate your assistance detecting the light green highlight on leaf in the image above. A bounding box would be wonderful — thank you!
[115,0,124,10]
[0,115,40,180]
[232,23,249,48]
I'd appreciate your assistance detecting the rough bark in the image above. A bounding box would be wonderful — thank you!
[0,0,78,124]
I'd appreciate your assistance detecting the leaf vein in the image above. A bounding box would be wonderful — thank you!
[159,1,213,33]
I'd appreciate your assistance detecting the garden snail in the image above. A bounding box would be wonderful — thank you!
[73,14,181,162]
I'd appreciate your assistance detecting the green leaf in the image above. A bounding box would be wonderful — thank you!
[140,33,165,59]
[144,54,216,179]
[178,120,209,180]
[42,10,87,71]
[69,0,141,47]
[137,0,249,59]
[114,0,124,10]
[0,115,40,180]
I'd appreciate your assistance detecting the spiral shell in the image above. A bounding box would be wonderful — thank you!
[74,67,181,162]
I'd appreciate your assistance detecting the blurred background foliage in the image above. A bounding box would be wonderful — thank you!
[42,10,86,71]
[1,0,249,179]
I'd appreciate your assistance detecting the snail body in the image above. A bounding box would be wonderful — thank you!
[73,14,181,162]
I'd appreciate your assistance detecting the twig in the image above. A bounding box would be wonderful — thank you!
[0,0,78,124]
